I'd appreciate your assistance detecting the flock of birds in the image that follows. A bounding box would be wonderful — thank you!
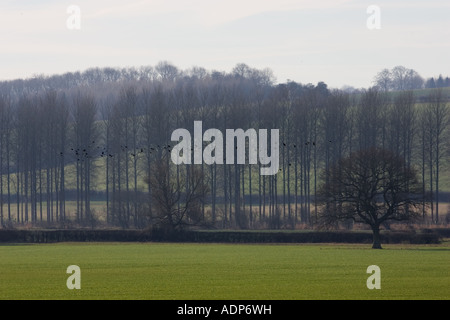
[60,139,332,163]
[59,141,173,162]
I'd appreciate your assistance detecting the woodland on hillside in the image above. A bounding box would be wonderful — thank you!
[0,62,449,230]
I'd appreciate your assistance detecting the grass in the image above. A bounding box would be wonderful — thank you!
[0,241,449,300]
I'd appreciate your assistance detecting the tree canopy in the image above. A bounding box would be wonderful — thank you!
[318,147,425,249]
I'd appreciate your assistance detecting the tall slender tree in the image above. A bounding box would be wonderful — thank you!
[71,92,99,224]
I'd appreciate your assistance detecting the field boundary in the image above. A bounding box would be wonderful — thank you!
[0,228,446,244]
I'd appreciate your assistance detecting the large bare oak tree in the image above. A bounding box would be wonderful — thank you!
[318,147,425,249]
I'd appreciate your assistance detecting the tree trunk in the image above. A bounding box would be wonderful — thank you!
[371,225,383,249]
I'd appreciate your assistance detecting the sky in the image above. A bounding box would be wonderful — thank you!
[1,0,449,89]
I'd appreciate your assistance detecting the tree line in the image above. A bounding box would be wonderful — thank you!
[0,62,449,229]
[373,65,450,92]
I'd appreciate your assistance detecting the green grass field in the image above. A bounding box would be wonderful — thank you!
[0,242,449,300]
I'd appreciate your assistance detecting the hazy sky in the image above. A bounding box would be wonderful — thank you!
[1,0,449,88]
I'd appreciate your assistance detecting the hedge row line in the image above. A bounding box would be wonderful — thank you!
[0,228,443,244]
[190,230,442,244]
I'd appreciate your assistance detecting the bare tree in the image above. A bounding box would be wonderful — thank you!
[318,148,425,249]
[373,68,392,92]
[140,83,173,226]
[146,159,209,231]
[390,66,424,90]
[424,89,449,223]
[71,92,99,224]
[155,61,179,83]
[113,85,140,227]
[387,91,416,165]
[0,94,14,225]
[356,87,388,151]
[15,95,40,224]
[374,66,423,91]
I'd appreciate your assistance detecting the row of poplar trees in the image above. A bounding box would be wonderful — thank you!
[0,62,448,229]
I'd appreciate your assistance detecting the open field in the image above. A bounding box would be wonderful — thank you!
[0,241,449,300]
